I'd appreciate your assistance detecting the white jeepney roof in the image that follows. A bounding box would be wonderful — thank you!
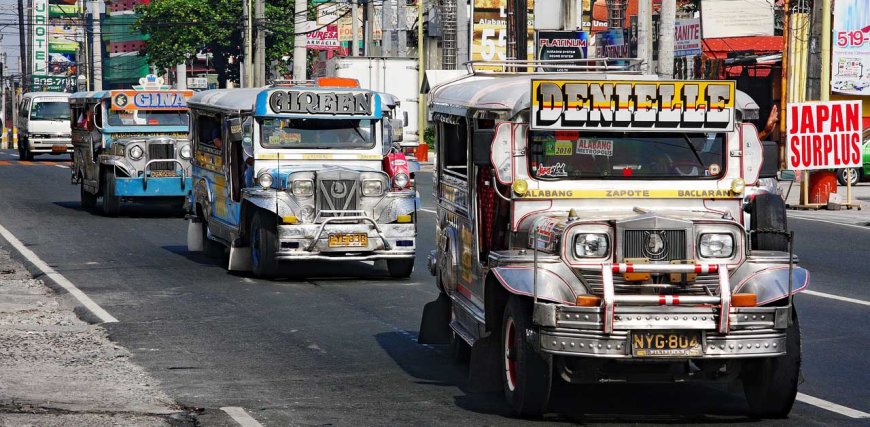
[187,87,400,114]
[428,72,760,121]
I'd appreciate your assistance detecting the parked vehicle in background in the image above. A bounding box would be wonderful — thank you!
[16,92,72,161]
[418,60,807,419]
[185,77,417,278]
[835,128,870,185]
[69,75,194,216]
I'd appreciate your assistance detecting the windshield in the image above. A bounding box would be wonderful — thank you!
[107,110,189,127]
[259,118,376,149]
[30,101,70,121]
[528,131,726,180]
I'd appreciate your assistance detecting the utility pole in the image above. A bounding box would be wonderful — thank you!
[383,0,394,56]
[365,0,375,56]
[18,0,27,88]
[254,0,265,86]
[80,0,90,91]
[352,0,360,56]
[636,0,652,73]
[657,0,675,77]
[243,0,252,87]
[397,0,408,57]
[507,0,528,61]
[90,0,102,91]
[293,0,307,80]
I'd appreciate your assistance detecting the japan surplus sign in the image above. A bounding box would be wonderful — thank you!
[831,0,870,95]
[786,101,863,170]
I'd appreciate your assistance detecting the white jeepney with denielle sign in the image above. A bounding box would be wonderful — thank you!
[418,61,806,418]
[185,78,417,278]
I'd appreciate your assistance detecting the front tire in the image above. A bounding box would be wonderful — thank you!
[101,170,121,217]
[750,193,788,251]
[80,182,97,209]
[502,296,551,418]
[18,140,33,161]
[836,168,860,186]
[742,309,801,418]
[387,258,414,278]
[250,212,279,278]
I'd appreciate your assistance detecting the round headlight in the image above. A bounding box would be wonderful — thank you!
[699,233,734,258]
[257,173,274,189]
[179,144,191,159]
[393,173,409,189]
[129,145,144,160]
[574,233,609,258]
[362,179,384,196]
[291,179,314,197]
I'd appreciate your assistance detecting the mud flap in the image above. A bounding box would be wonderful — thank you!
[468,333,503,393]
[228,240,252,272]
[418,292,452,344]
[187,219,203,252]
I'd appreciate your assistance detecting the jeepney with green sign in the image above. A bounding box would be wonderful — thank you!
[419,60,806,418]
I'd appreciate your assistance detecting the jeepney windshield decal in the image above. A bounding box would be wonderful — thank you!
[107,110,190,127]
[258,118,376,150]
[528,131,725,180]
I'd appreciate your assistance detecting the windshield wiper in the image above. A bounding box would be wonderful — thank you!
[681,134,705,166]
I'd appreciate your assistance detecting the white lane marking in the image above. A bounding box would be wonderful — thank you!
[220,407,265,427]
[803,290,870,307]
[789,215,870,231]
[419,208,436,214]
[54,164,69,169]
[797,393,870,419]
[0,222,118,323]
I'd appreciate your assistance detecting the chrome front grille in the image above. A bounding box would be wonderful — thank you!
[317,179,360,216]
[148,143,175,170]
[580,271,719,296]
[623,229,686,261]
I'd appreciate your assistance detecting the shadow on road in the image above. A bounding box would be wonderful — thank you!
[53,201,185,218]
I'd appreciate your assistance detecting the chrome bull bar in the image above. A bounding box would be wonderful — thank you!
[305,215,393,251]
[142,159,186,191]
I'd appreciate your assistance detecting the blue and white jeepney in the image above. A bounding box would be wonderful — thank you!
[185,79,417,278]
[70,76,193,216]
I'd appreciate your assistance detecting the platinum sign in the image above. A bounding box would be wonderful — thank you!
[32,0,48,75]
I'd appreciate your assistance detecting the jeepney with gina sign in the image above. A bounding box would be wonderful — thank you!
[70,75,193,216]
[184,78,417,278]
[418,60,806,418]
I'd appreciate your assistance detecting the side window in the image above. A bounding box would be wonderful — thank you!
[440,118,469,177]
[196,114,223,152]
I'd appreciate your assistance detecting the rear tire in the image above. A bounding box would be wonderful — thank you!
[750,193,788,251]
[101,170,121,217]
[502,295,551,418]
[250,212,278,278]
[742,310,801,418]
[80,182,97,209]
[836,168,860,186]
[387,258,414,278]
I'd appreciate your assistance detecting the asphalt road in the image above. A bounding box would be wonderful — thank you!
[0,149,866,426]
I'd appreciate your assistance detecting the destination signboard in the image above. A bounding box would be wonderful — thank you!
[266,90,378,117]
[110,90,194,111]
[530,80,736,132]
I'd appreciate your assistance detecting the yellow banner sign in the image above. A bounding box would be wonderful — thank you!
[530,80,736,132]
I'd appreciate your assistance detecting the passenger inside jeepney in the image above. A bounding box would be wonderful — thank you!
[528,131,725,180]
[107,110,189,127]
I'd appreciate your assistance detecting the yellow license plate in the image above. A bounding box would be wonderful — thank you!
[328,233,368,248]
[632,331,703,357]
[51,144,67,153]
[150,170,177,178]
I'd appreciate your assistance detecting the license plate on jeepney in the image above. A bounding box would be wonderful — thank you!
[328,233,368,248]
[51,144,67,153]
[150,170,177,178]
[631,331,703,357]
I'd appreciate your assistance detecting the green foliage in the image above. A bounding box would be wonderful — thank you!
[135,0,305,82]
[424,126,435,150]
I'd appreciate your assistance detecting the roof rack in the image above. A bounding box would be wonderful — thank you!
[269,79,316,87]
[465,58,645,75]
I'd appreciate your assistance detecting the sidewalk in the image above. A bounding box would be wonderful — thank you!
[0,249,192,426]
[782,180,870,227]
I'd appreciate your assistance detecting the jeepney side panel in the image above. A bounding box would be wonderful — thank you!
[191,109,231,226]
[70,97,106,190]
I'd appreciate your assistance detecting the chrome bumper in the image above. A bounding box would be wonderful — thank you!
[276,220,415,261]
[535,303,790,359]
[27,138,72,152]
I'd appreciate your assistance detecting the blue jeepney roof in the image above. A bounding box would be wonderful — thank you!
[187,86,398,119]
[69,90,114,103]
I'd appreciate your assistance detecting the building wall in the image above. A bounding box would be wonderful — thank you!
[101,0,150,88]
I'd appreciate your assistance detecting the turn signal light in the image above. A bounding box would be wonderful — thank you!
[282,215,298,224]
[731,293,757,307]
[575,295,602,307]
[512,179,528,196]
[396,214,412,223]
[316,77,360,88]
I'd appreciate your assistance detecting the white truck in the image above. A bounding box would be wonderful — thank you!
[326,57,419,149]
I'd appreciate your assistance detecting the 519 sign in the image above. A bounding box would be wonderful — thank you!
[836,30,868,47]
